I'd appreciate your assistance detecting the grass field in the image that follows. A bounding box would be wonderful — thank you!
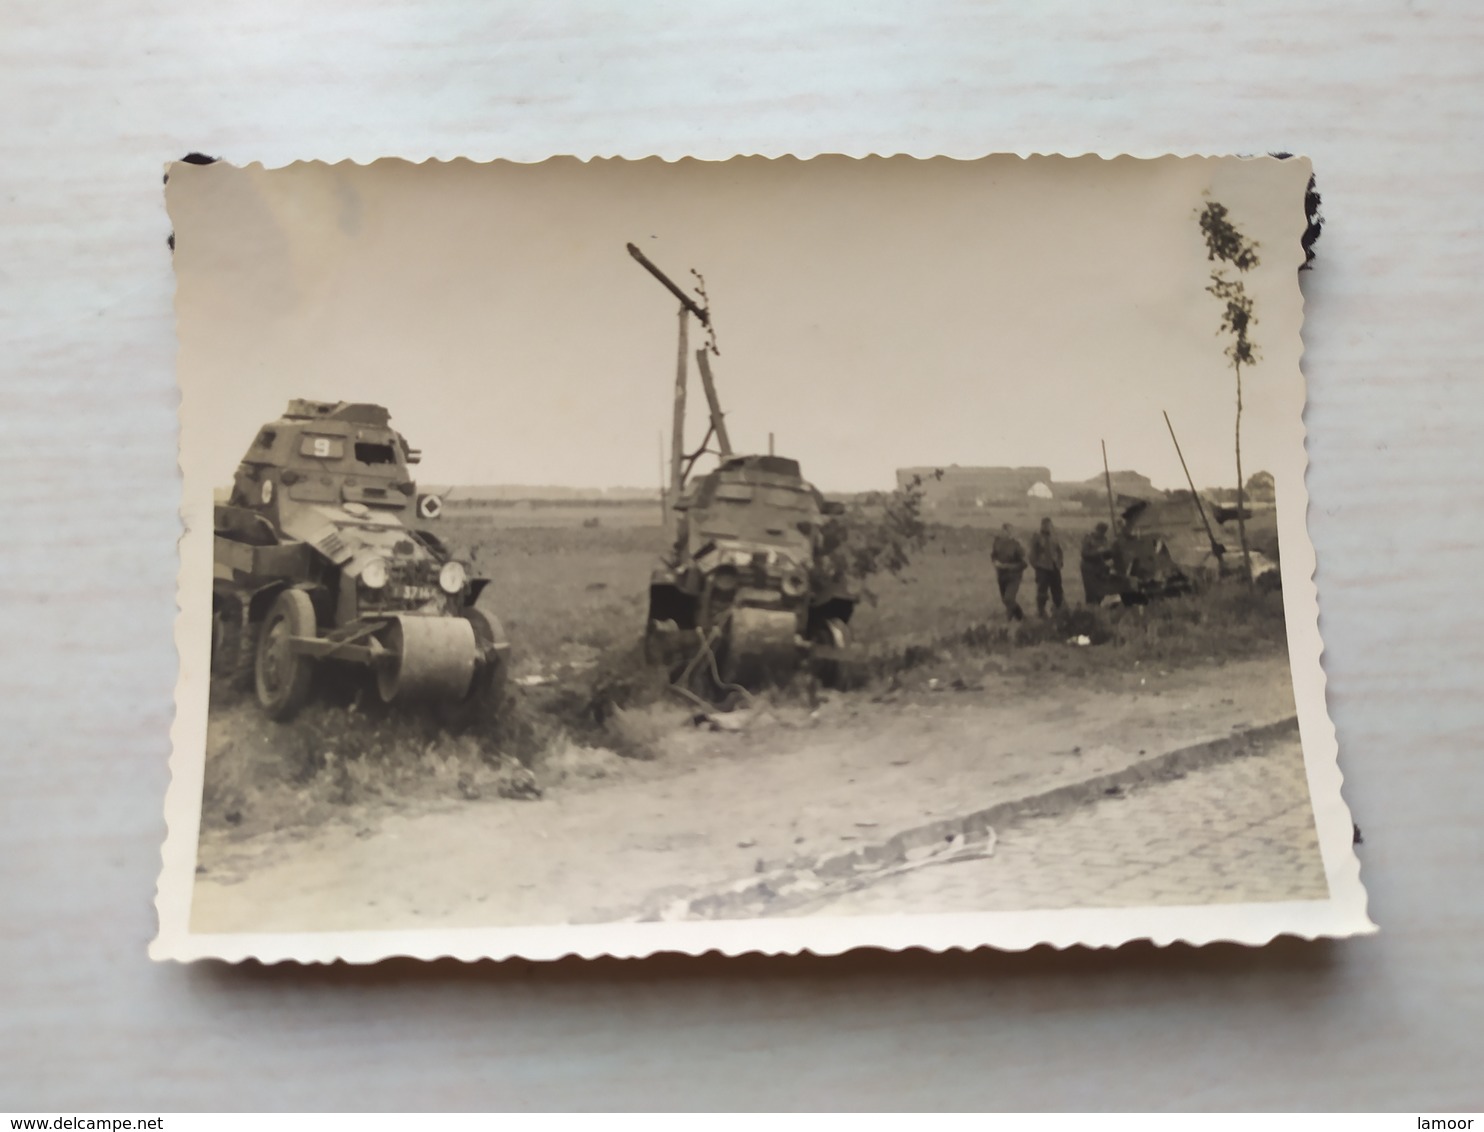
[428,505,1285,672]
[432,517,659,675]
[199,503,1291,838]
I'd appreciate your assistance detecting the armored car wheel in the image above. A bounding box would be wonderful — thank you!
[438,610,509,731]
[725,607,799,690]
[809,618,850,690]
[643,618,665,666]
[211,597,257,692]
[255,589,318,721]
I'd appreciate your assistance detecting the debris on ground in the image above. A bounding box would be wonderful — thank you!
[494,759,543,801]
[693,710,751,733]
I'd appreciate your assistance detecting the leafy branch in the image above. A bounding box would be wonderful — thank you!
[811,474,932,603]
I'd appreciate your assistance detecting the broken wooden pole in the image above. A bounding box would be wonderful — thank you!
[694,348,732,457]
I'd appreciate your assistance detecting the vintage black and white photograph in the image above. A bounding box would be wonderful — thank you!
[154,154,1369,962]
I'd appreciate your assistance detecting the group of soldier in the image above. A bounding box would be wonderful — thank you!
[990,517,1124,621]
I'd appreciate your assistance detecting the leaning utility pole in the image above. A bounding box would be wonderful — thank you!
[1101,440,1118,532]
[694,348,732,457]
[1163,410,1223,560]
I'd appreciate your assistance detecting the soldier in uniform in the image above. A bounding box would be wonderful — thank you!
[990,522,1027,621]
[1028,516,1065,617]
[1079,520,1119,606]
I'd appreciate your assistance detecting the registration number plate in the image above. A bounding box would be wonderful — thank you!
[389,584,439,603]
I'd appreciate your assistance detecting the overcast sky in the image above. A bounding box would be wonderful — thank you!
[170,154,1310,494]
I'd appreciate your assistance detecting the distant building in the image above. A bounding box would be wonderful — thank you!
[1085,470,1156,498]
[1047,471,1163,509]
[897,465,1054,512]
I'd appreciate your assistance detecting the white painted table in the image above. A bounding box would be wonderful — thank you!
[1,0,1479,1110]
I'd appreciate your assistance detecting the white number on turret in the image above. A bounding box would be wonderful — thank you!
[299,435,345,459]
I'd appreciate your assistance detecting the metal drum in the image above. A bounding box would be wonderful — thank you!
[376,614,477,703]
[728,607,800,675]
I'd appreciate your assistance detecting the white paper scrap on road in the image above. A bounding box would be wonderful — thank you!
[154,153,1372,963]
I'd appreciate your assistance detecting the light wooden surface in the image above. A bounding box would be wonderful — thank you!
[2,0,1480,1111]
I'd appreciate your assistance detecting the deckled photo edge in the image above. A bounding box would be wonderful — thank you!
[152,152,1371,964]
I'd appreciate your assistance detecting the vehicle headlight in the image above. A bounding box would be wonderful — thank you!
[360,557,389,589]
[438,560,467,594]
[711,568,740,592]
[781,570,808,597]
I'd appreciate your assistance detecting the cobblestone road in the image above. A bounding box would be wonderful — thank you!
[804,734,1328,916]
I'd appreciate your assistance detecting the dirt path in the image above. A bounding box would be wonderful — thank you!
[191,654,1298,933]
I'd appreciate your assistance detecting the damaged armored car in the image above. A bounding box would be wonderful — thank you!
[211,400,508,722]
[646,453,859,688]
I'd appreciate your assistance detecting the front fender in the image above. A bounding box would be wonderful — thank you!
[478,609,510,651]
